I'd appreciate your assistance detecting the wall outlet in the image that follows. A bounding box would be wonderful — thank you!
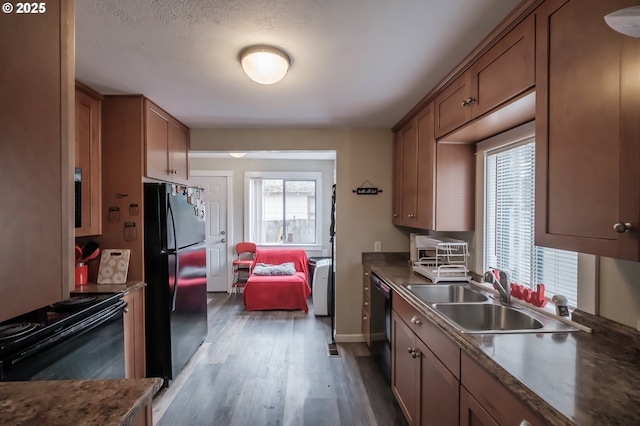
[374,241,381,252]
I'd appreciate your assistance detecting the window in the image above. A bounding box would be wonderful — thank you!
[484,138,578,306]
[245,172,322,246]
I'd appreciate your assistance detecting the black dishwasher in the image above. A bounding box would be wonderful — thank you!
[370,272,392,383]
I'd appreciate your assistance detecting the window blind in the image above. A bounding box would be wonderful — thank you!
[484,139,578,306]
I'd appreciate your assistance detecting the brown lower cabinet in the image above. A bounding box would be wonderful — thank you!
[392,294,544,426]
[123,287,146,379]
[392,296,459,426]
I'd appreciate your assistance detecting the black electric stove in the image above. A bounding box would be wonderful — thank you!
[0,293,126,381]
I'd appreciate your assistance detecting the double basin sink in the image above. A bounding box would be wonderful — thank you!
[405,284,578,334]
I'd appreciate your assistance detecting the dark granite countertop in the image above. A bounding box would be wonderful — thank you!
[0,378,162,426]
[363,253,640,426]
[73,281,146,296]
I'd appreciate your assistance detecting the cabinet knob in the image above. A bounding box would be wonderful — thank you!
[364,301,369,306]
[519,421,533,426]
[461,97,476,107]
[407,214,415,218]
[364,286,369,291]
[407,348,419,358]
[362,315,368,321]
[410,316,422,326]
[124,307,129,314]
[613,222,633,233]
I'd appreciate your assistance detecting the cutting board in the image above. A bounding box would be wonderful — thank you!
[97,249,131,284]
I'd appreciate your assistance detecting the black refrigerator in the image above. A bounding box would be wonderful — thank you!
[144,183,207,387]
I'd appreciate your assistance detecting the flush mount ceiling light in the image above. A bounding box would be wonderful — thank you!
[240,45,290,85]
[229,152,247,158]
[605,6,640,38]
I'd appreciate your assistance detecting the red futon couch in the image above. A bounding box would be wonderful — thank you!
[242,249,311,312]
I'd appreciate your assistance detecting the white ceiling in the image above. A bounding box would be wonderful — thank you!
[75,0,523,129]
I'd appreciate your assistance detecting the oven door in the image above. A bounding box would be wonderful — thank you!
[1,301,126,381]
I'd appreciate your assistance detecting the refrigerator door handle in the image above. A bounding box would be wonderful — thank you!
[167,199,179,311]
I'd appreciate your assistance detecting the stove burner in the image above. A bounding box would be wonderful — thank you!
[50,296,99,311]
[0,323,38,340]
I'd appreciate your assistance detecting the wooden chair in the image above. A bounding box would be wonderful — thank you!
[231,242,257,298]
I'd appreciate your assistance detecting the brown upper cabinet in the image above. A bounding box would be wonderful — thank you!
[434,14,535,139]
[75,82,103,237]
[534,0,640,261]
[393,103,474,231]
[145,99,189,184]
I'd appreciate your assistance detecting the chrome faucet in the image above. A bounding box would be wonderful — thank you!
[483,269,511,305]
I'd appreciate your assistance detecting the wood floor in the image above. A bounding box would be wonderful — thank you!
[152,293,407,426]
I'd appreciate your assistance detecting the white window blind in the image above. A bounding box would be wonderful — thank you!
[484,139,578,306]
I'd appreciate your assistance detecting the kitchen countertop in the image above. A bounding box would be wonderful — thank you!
[363,253,640,426]
[0,378,162,426]
[73,281,146,296]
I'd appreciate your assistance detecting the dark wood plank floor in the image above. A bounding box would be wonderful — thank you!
[152,293,407,426]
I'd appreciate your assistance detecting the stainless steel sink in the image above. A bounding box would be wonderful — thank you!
[432,303,579,334]
[406,284,488,304]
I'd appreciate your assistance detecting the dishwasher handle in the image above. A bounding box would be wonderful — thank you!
[371,273,391,299]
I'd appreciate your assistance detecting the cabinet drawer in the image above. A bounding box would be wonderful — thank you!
[393,294,460,379]
[461,352,543,426]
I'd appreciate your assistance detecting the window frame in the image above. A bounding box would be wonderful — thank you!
[244,171,323,250]
[474,122,596,312]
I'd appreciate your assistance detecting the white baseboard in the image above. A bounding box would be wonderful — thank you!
[334,333,365,343]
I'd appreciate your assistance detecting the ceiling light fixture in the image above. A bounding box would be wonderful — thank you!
[604,6,640,38]
[240,45,290,85]
[229,152,247,158]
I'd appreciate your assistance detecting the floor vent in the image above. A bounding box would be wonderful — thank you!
[327,343,340,357]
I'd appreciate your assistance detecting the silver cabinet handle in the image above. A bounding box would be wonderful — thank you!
[411,316,422,326]
[613,222,633,233]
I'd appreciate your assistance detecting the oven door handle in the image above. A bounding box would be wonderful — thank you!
[10,301,127,367]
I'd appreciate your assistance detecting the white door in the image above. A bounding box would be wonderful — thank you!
[191,176,228,292]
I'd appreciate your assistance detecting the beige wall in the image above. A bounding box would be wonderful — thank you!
[190,128,409,340]
[599,257,640,328]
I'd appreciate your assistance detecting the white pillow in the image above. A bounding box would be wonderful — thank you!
[252,262,297,276]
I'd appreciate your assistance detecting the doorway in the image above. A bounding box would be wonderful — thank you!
[190,174,230,292]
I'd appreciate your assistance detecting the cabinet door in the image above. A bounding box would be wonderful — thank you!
[459,387,499,426]
[400,121,418,225]
[168,120,189,183]
[418,339,459,426]
[145,100,170,181]
[415,104,435,230]
[434,71,472,138]
[391,311,418,425]
[392,134,404,225]
[470,14,535,118]
[123,288,146,379]
[362,270,371,347]
[534,0,640,260]
[75,85,102,237]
